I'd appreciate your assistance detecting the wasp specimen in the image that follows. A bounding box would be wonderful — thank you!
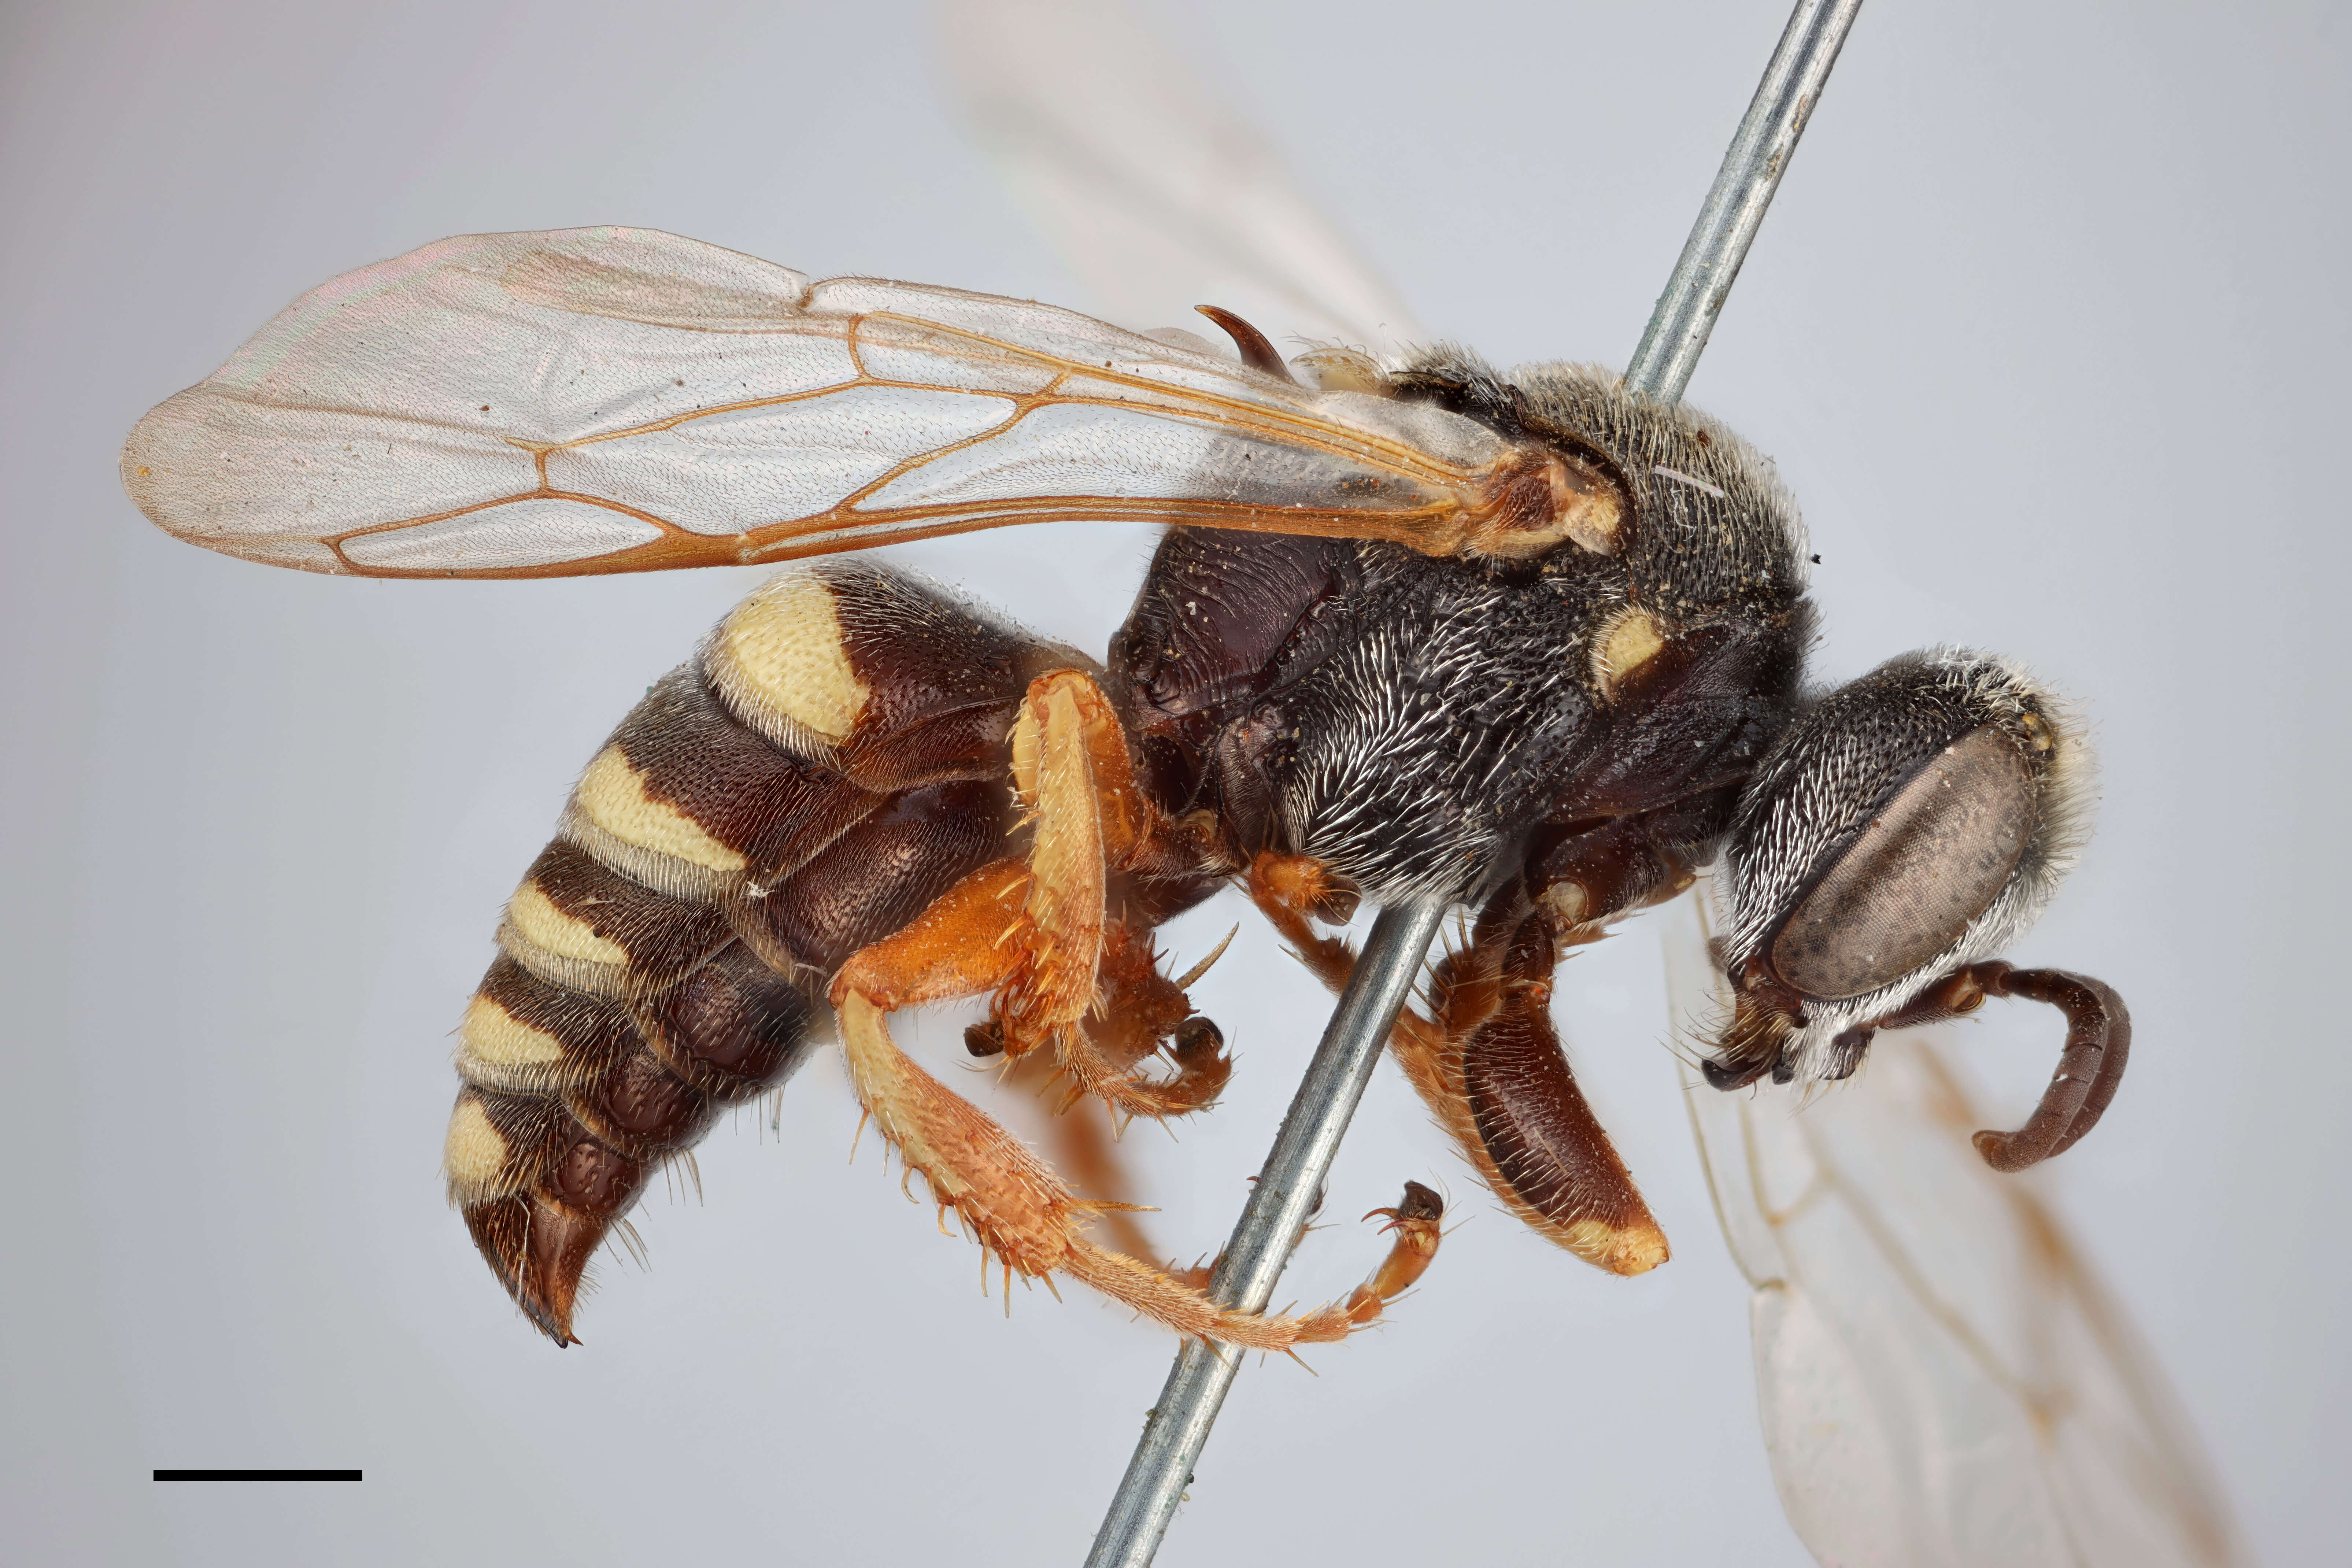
[121,222,2119,1349]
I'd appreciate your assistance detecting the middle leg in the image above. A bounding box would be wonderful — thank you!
[994,669,1235,1122]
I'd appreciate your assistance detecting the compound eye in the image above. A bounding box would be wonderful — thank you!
[1769,724,2038,1000]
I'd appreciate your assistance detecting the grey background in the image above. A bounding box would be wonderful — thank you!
[4,1,2344,1563]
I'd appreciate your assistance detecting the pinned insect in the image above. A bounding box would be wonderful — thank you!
[121,217,2119,1350]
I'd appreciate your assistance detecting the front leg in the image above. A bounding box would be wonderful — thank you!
[1414,897,1667,1274]
[1248,852,1669,1276]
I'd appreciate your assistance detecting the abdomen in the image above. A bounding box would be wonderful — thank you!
[441,565,1050,1342]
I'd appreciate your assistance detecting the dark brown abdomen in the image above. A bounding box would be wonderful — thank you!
[444,565,1051,1343]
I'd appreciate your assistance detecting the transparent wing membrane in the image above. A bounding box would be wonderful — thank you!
[1663,892,2245,1568]
[940,0,1425,351]
[121,228,1518,578]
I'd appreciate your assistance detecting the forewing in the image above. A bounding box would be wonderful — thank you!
[122,227,1512,578]
[1661,891,2246,1568]
[939,0,1425,352]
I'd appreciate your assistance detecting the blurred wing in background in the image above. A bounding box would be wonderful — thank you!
[121,227,1536,579]
[939,0,1426,351]
[1663,891,2248,1568]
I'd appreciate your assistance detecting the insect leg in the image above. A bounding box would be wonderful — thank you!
[996,1044,1161,1263]
[1247,859,1669,1276]
[1048,920,1234,1120]
[1151,1181,1447,1322]
[1243,850,1360,989]
[1410,901,1669,1275]
[999,669,1232,1121]
[827,874,1376,1351]
[1343,1181,1446,1326]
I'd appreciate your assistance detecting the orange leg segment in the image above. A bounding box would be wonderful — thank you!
[829,879,1369,1350]
[1345,1181,1446,1325]
[1001,670,1231,1122]
[824,677,1395,1350]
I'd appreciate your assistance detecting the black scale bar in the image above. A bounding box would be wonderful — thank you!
[154,1469,361,1482]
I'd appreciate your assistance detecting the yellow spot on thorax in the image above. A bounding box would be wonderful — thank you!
[1592,607,1666,700]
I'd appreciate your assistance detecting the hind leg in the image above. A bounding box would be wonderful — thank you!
[830,865,1379,1349]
